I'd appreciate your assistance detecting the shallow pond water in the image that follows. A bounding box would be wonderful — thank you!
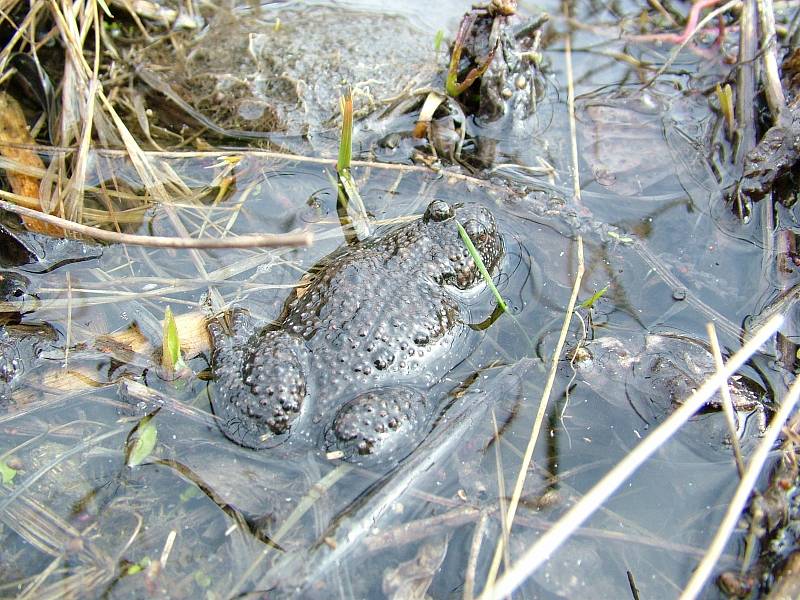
[0,0,796,598]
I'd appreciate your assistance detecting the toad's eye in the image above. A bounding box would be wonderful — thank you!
[463,219,487,243]
[424,200,454,223]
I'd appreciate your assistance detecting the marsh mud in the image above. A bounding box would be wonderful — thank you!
[1,0,800,598]
[130,0,553,171]
[136,3,439,151]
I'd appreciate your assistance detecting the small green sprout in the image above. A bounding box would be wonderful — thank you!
[126,415,158,467]
[579,285,609,309]
[194,570,212,588]
[0,459,17,485]
[434,29,445,52]
[607,231,634,244]
[124,557,151,576]
[457,221,507,312]
[180,485,201,503]
[162,306,186,372]
[715,83,734,135]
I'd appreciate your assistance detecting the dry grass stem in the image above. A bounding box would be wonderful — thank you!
[45,146,500,190]
[365,506,486,553]
[757,0,786,122]
[483,235,585,589]
[98,310,209,364]
[678,370,800,599]
[632,240,742,340]
[171,311,212,355]
[483,4,586,588]
[479,314,783,600]
[63,271,72,368]
[463,511,489,600]
[0,197,312,248]
[647,0,679,26]
[491,411,512,577]
[706,323,746,478]
[0,425,128,516]
[63,77,98,222]
[565,2,581,206]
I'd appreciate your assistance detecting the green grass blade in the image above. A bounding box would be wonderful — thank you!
[434,29,444,52]
[337,88,353,173]
[457,221,507,312]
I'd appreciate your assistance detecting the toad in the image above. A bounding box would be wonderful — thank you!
[209,200,504,464]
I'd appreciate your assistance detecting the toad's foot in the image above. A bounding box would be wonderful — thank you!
[324,387,429,464]
[210,312,309,449]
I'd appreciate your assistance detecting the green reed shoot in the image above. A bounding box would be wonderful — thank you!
[336,87,370,237]
[126,414,158,467]
[434,29,445,52]
[337,89,353,174]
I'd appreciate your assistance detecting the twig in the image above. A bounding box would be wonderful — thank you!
[678,367,800,599]
[464,511,490,600]
[478,314,783,600]
[0,196,312,248]
[5,143,501,191]
[627,570,641,600]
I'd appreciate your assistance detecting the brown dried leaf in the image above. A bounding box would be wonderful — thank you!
[0,92,63,235]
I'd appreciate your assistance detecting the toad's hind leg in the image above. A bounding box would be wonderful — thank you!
[324,387,429,464]
[209,312,308,449]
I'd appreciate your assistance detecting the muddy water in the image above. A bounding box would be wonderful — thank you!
[0,0,792,598]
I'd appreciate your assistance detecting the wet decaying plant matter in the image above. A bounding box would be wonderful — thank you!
[2,0,800,597]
